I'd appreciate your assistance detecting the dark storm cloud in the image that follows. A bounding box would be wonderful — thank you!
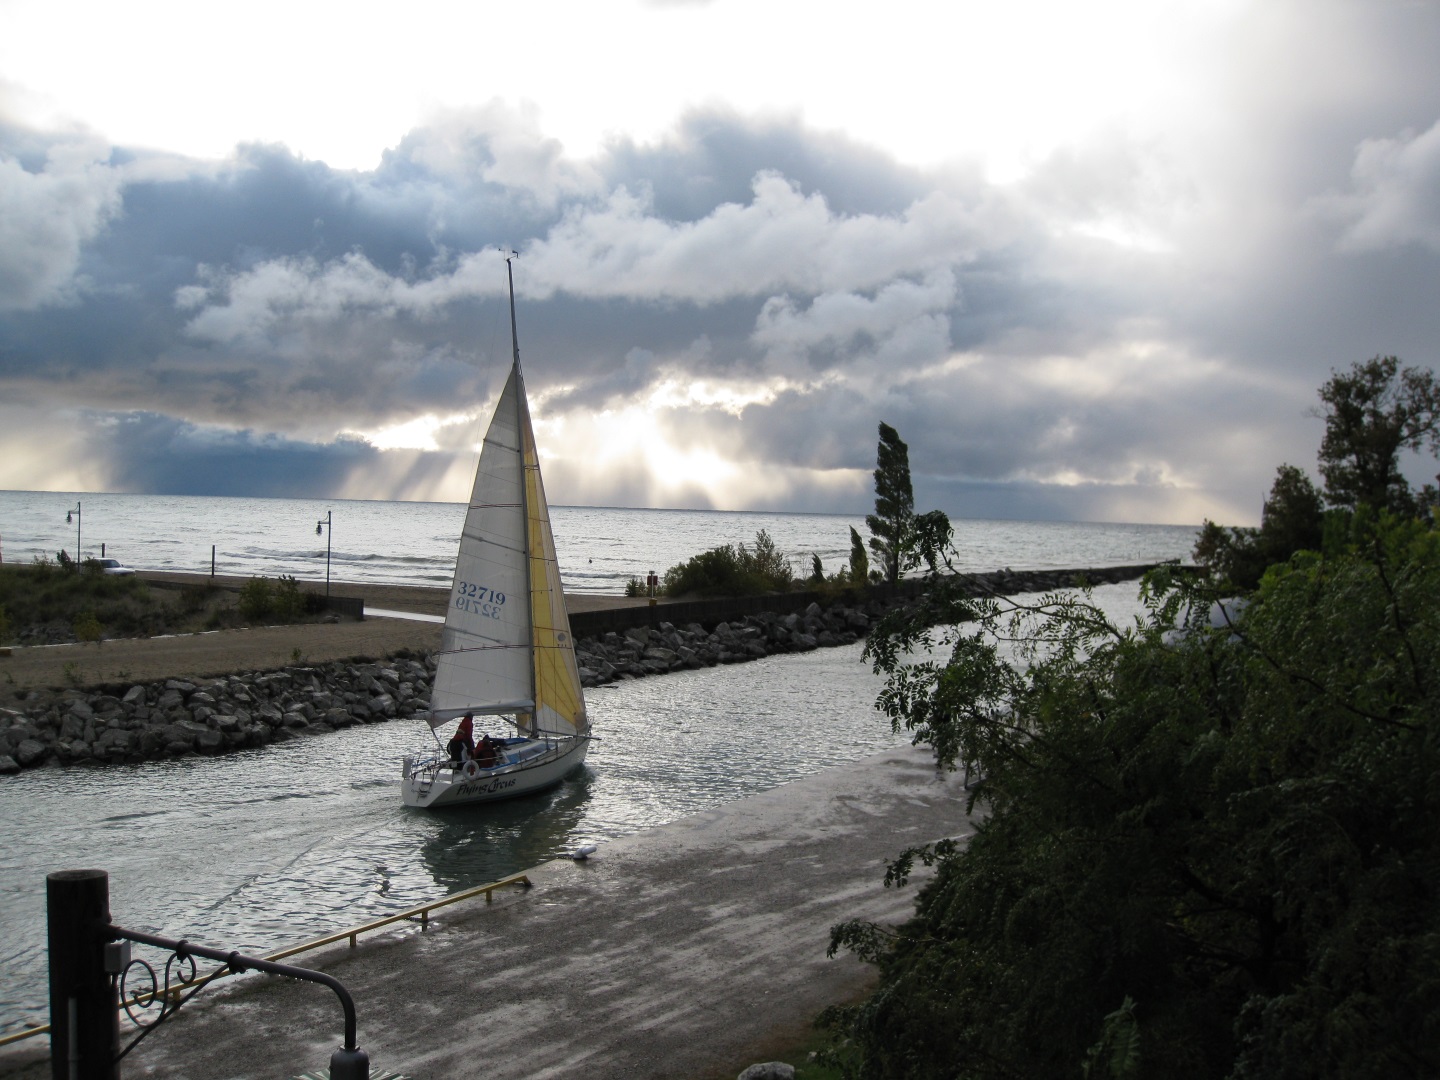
[80,412,380,498]
[597,109,934,221]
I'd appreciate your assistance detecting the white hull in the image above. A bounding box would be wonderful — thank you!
[401,737,588,809]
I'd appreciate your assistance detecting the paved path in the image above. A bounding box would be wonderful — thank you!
[0,578,652,697]
[0,746,975,1080]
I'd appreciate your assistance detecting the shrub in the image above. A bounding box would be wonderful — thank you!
[73,611,103,644]
[237,575,325,624]
[179,583,214,614]
[661,529,795,597]
[273,574,303,620]
[238,577,274,621]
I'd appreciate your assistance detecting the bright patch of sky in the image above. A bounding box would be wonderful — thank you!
[1,0,1232,178]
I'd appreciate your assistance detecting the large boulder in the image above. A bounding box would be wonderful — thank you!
[738,1064,795,1080]
[15,739,49,767]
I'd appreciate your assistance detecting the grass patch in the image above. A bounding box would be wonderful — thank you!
[0,561,337,645]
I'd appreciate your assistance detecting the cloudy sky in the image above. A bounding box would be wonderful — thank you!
[2,0,1437,526]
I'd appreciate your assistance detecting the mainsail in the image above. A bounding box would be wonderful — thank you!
[428,360,588,739]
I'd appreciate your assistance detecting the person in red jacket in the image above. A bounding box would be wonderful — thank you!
[446,714,475,764]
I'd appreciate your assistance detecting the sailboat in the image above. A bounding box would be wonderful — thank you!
[401,256,591,809]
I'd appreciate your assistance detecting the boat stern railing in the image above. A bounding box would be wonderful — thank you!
[405,735,581,785]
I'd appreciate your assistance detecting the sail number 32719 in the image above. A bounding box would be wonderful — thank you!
[454,582,506,619]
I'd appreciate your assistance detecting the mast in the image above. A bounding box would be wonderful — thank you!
[506,250,522,374]
[506,251,538,735]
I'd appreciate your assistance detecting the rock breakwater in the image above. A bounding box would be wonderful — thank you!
[0,564,1161,774]
[0,656,435,774]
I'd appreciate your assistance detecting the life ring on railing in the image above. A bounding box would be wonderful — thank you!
[462,760,481,779]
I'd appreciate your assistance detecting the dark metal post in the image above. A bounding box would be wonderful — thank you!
[66,502,82,562]
[47,869,118,1080]
[211,545,216,579]
[316,511,332,597]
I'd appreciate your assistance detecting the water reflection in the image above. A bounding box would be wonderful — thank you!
[414,768,595,892]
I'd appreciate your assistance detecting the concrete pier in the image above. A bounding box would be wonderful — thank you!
[0,745,976,1080]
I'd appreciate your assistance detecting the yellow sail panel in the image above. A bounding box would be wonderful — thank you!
[521,404,588,737]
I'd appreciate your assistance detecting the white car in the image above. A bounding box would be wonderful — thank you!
[97,558,136,575]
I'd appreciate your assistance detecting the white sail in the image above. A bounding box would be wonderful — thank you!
[427,360,588,739]
[429,364,533,724]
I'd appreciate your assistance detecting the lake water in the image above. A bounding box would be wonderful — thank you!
[0,493,1200,1035]
[0,490,1196,594]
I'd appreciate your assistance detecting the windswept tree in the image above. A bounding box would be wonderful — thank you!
[848,526,870,585]
[1316,355,1440,515]
[866,422,915,586]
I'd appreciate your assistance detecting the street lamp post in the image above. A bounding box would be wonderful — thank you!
[65,501,81,562]
[316,510,332,596]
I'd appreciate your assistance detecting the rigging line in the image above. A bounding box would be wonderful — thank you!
[458,534,525,558]
[439,643,530,655]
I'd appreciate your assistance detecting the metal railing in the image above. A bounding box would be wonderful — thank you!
[105,924,368,1077]
[0,870,531,1050]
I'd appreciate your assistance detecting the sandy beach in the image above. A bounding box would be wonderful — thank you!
[0,573,650,697]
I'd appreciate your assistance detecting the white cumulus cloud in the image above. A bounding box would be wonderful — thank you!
[1319,119,1440,253]
[0,132,123,311]
[519,172,982,304]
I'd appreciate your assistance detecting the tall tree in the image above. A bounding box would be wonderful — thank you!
[848,526,870,585]
[1194,464,1325,590]
[866,422,914,586]
[1316,355,1440,515]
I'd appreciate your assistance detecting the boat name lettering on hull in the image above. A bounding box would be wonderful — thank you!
[457,777,519,796]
